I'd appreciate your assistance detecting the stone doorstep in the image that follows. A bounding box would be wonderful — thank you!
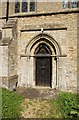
[16,86,58,99]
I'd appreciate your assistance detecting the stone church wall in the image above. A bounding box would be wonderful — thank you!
[17,12,77,92]
[1,2,62,17]
[0,19,18,90]
[0,1,78,92]
[77,13,79,92]
[0,46,8,88]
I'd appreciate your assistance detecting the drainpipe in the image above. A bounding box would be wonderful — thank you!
[6,0,9,22]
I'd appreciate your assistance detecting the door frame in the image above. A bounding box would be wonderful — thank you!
[25,33,61,89]
[35,56,52,87]
[35,43,52,87]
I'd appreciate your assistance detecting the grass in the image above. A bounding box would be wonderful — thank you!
[49,99,62,118]
[1,87,79,119]
[58,92,79,119]
[2,88,24,118]
[0,88,2,119]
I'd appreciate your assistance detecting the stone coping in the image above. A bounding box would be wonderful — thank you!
[0,8,79,19]
[1,74,18,80]
[0,37,11,46]
[2,19,17,29]
[21,22,67,32]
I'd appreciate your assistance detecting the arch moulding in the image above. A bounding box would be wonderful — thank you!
[25,33,61,56]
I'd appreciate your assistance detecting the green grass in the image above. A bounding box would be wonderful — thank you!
[1,87,79,119]
[49,99,62,118]
[2,88,24,118]
[58,92,79,120]
[0,88,2,119]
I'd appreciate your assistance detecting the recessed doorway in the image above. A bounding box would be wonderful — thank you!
[35,43,52,87]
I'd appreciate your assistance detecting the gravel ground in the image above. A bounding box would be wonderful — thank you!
[15,87,60,118]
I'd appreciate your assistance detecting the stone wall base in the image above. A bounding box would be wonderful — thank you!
[59,87,78,93]
[0,75,18,90]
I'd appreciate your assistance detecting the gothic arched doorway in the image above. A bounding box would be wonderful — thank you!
[35,43,52,87]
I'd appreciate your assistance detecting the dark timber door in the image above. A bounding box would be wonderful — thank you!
[35,43,52,87]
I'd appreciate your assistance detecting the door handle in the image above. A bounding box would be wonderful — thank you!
[40,66,45,69]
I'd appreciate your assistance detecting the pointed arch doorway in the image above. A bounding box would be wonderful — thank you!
[35,43,52,87]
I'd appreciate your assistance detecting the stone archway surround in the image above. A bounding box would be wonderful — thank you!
[25,33,61,89]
